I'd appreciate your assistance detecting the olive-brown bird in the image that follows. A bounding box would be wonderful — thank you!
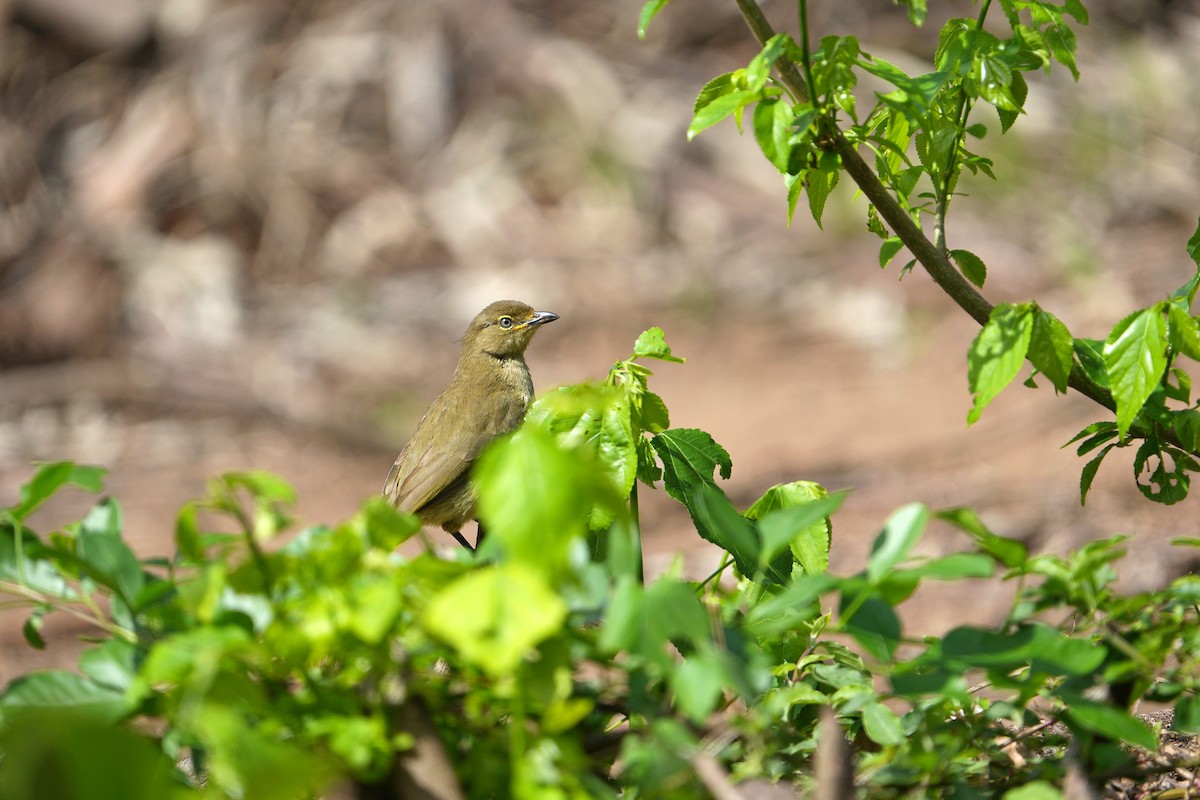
[383,300,559,548]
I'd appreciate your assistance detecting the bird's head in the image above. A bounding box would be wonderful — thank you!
[463,300,559,358]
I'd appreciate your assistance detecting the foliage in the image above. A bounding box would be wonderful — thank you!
[3,1,1200,798]
[653,0,1200,505]
[1,329,1198,799]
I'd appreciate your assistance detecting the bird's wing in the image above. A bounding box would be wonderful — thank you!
[383,385,525,514]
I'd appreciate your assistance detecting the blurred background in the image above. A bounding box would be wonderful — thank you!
[2,0,1200,677]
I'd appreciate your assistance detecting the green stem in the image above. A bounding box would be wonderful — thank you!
[935,0,993,254]
[630,483,645,585]
[796,0,819,107]
[732,0,1136,427]
[695,554,734,594]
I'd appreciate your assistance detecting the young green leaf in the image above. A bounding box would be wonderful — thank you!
[1028,308,1074,392]
[1167,302,1200,360]
[861,700,906,746]
[950,248,986,288]
[77,499,145,608]
[1187,215,1200,267]
[631,326,685,363]
[753,97,794,172]
[637,0,672,39]
[935,507,1028,568]
[651,428,732,504]
[422,563,567,676]
[879,237,905,267]
[867,503,928,581]
[1104,304,1168,440]
[968,303,1034,425]
[7,462,106,523]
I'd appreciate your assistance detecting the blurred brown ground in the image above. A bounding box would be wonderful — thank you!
[2,0,1200,683]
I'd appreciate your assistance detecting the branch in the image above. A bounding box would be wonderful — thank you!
[732,0,1119,418]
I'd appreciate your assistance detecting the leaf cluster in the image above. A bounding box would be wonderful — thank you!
[0,328,1196,799]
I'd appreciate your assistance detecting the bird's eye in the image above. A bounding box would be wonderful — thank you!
[498,316,514,329]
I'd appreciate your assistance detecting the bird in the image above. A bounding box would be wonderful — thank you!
[383,300,559,549]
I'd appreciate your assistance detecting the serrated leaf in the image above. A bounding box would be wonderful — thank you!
[950,248,987,288]
[1028,309,1074,393]
[651,429,732,505]
[967,303,1034,425]
[1104,305,1168,440]
[1080,443,1116,505]
[1133,440,1194,505]
[632,327,685,363]
[807,167,839,229]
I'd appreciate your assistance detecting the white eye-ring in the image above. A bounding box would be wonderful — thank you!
[499,316,514,329]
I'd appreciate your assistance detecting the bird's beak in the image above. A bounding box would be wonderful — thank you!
[526,311,560,327]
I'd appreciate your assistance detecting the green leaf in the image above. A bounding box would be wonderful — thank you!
[651,428,732,505]
[840,592,902,662]
[1028,309,1074,393]
[632,327,685,363]
[935,507,1028,569]
[1002,782,1065,800]
[893,553,994,581]
[637,0,672,38]
[0,709,186,800]
[1058,692,1157,749]
[1073,338,1110,391]
[422,563,567,676]
[689,88,759,140]
[79,639,137,693]
[807,166,839,229]
[1171,263,1200,306]
[1104,304,1168,439]
[1132,440,1195,505]
[0,671,131,724]
[968,303,1034,425]
[939,623,1105,675]
[601,576,711,669]
[867,503,928,581]
[879,237,905,267]
[753,97,794,172]
[748,485,845,574]
[1187,216,1200,267]
[528,383,638,502]
[1173,409,1200,452]
[1174,694,1200,734]
[7,462,107,522]
[670,653,725,723]
[476,426,608,572]
[685,484,762,581]
[1168,303,1200,360]
[861,701,905,746]
[950,248,987,288]
[77,498,145,607]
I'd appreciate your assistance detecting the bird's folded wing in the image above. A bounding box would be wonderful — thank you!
[383,388,525,514]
